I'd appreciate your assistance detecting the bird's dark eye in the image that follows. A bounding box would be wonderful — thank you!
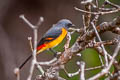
[67,23,72,27]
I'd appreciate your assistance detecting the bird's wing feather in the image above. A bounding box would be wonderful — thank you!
[37,26,62,46]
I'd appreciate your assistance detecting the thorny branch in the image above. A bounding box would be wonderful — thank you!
[14,0,120,80]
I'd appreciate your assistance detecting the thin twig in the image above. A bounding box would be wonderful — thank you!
[19,15,35,29]
[79,61,85,80]
[84,1,92,29]
[82,15,87,33]
[19,14,44,80]
[75,7,120,15]
[38,57,57,66]
[104,0,120,8]
[99,55,104,66]
[91,22,109,67]
[67,65,103,77]
[81,0,93,4]
[95,0,98,8]
[27,29,38,80]
[92,14,105,67]
[28,37,33,52]
[88,40,120,80]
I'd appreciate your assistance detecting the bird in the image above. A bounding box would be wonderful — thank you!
[19,19,75,69]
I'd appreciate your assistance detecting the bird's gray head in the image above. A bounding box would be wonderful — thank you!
[57,19,75,29]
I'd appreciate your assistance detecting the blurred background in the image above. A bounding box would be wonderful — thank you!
[0,0,120,80]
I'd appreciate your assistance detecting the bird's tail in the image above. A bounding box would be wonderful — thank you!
[18,44,46,70]
[19,54,32,69]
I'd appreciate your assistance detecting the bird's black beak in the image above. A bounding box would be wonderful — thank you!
[71,24,75,27]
